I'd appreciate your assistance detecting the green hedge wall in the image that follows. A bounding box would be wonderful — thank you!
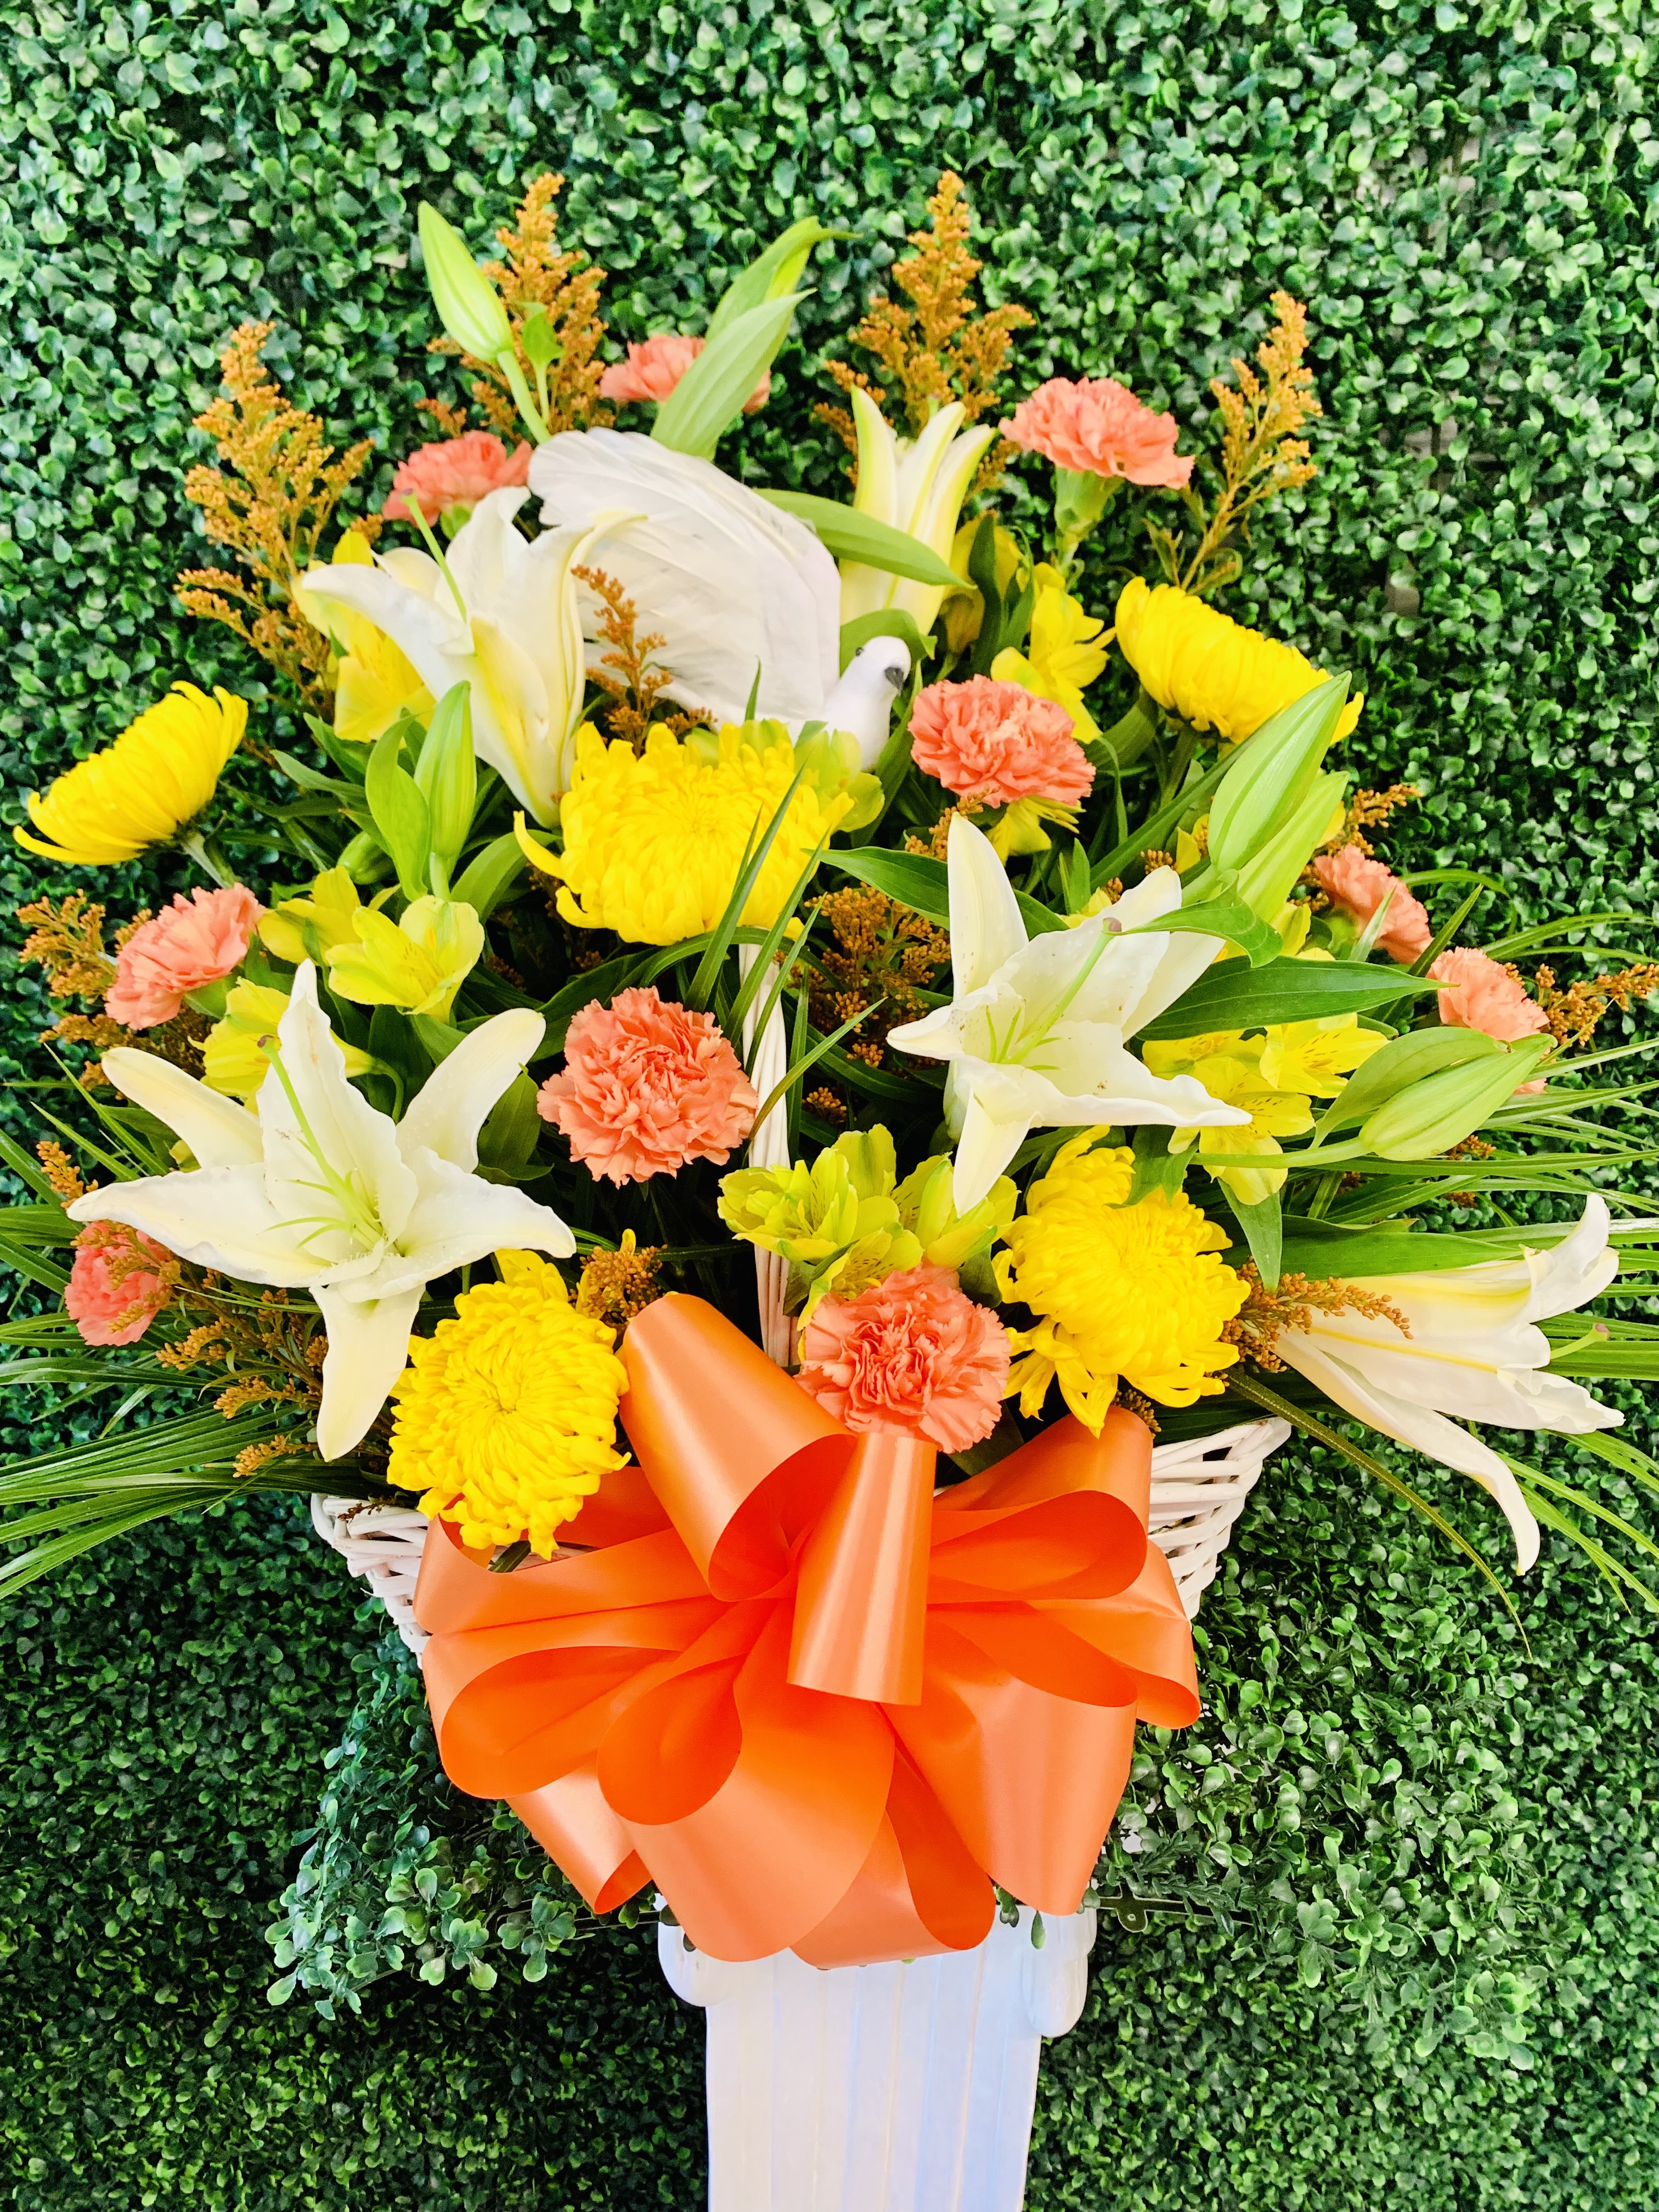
[3,0,1658,2203]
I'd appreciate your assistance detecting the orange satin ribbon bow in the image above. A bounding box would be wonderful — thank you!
[414,1294,1198,1968]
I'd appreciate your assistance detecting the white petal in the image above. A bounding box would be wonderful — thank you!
[99,1050,263,1168]
[313,1284,424,1459]
[947,812,1026,996]
[1276,1334,1541,1572]
[261,966,418,1250]
[66,1167,319,1285]
[399,1009,547,1171]
[1520,1197,1618,1322]
[359,1155,574,1297]
[300,563,470,703]
[1041,1032,1254,1127]
[951,1084,1032,1212]
[529,429,840,725]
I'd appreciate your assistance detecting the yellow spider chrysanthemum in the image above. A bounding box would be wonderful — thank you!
[388,1251,629,1557]
[15,684,247,866]
[546,723,851,945]
[1114,578,1363,744]
[995,1135,1248,1432]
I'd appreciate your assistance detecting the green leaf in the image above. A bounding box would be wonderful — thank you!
[1221,1180,1283,1288]
[821,847,1066,938]
[1138,957,1438,1041]
[451,832,526,920]
[758,492,965,589]
[838,609,930,674]
[1126,893,1281,967]
[652,292,802,459]
[364,724,431,902]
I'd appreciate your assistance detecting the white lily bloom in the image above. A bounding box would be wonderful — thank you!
[887,814,1249,1211]
[838,388,994,633]
[1275,1198,1623,1572]
[302,488,606,825]
[529,428,841,728]
[68,964,572,1460]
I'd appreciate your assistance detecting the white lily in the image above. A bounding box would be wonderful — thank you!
[1274,1198,1623,1572]
[302,488,606,825]
[529,428,841,728]
[838,388,994,633]
[68,964,572,1460]
[887,815,1250,1211]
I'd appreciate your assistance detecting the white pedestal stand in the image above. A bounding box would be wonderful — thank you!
[656,1908,1094,2212]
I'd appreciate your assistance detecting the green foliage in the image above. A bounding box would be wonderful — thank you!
[265,1630,613,2016]
[2,0,1658,2205]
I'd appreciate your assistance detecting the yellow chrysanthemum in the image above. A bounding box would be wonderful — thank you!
[991,563,1109,742]
[995,1135,1248,1431]
[1114,579,1363,744]
[15,684,246,866]
[388,1251,629,1556]
[548,723,852,945]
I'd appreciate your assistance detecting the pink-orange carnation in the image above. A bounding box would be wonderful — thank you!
[64,1222,172,1346]
[599,335,770,415]
[796,1263,1009,1453]
[909,676,1094,809]
[1313,847,1431,963]
[537,986,758,1185]
[104,885,263,1030]
[1429,947,1551,1044]
[383,432,532,525]
[1002,376,1193,487]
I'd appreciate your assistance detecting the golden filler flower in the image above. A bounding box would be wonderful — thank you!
[548,723,851,944]
[388,1251,629,1556]
[1114,579,1362,744]
[15,685,246,866]
[995,1135,1248,1431]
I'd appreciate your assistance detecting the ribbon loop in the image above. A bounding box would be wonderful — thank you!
[414,1296,1198,1966]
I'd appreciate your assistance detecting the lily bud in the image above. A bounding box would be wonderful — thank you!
[1207,674,1351,873]
[1318,1025,1498,1136]
[417,203,513,363]
[1358,1034,1553,1159]
[415,682,479,882]
[1235,769,1348,920]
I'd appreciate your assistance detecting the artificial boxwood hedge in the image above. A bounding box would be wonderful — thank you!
[2,0,1657,2203]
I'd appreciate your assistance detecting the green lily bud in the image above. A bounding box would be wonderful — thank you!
[417,203,513,363]
[1235,769,1348,921]
[1318,1025,1498,1136]
[653,219,828,460]
[1207,674,1351,873]
[1358,1034,1553,1160]
[414,682,478,885]
[364,720,432,905]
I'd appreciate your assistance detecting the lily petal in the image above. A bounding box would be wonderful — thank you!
[313,1283,424,1459]
[398,1009,548,1171]
[358,1154,574,1297]
[952,1087,1033,1212]
[260,966,419,1253]
[1276,1332,1542,1573]
[66,1166,320,1285]
[100,1049,263,1169]
[947,813,1026,996]
[1520,1196,1618,1321]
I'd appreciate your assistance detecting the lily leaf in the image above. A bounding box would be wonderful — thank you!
[1138,956,1438,1040]
[759,492,965,589]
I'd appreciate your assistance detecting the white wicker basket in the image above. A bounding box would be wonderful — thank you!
[311,1415,1289,1650]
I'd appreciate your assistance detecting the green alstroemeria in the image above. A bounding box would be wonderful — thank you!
[719,1125,920,1314]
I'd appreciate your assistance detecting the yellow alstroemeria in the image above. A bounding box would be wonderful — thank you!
[1141,1031,1312,1204]
[258,867,368,967]
[325,896,485,1020]
[533,721,851,945]
[1114,578,1364,744]
[297,532,434,750]
[203,979,375,1101]
[1259,1012,1385,1097]
[16,685,246,866]
[991,564,1108,742]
